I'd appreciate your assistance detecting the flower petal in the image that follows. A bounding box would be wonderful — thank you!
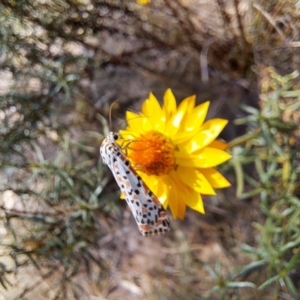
[180,119,228,153]
[141,93,165,131]
[208,140,229,150]
[156,177,169,207]
[177,198,186,220]
[199,168,231,188]
[165,98,189,136]
[163,89,177,119]
[125,111,148,135]
[181,186,205,214]
[171,172,205,214]
[164,176,178,218]
[119,130,137,141]
[175,147,232,168]
[138,173,170,208]
[183,101,210,131]
[185,95,196,113]
[176,166,216,195]
[171,130,196,144]
[187,193,205,214]
[177,95,197,134]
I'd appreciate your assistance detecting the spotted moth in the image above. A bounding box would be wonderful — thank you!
[100,132,170,236]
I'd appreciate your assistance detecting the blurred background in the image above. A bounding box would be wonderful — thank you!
[1,0,300,299]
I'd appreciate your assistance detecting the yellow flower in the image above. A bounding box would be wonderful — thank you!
[136,0,150,5]
[119,89,231,219]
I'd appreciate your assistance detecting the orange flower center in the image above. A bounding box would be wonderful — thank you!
[127,130,175,176]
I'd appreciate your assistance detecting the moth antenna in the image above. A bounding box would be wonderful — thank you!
[115,114,150,132]
[109,101,118,131]
[108,103,143,131]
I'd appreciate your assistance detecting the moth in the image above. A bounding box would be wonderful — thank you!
[100,132,170,236]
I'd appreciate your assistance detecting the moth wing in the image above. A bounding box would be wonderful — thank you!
[111,151,170,236]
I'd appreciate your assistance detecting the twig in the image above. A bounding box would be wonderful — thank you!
[233,0,248,45]
[200,40,213,83]
[285,41,300,47]
[253,3,285,39]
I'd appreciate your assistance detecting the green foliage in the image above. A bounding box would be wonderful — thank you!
[0,1,123,298]
[230,68,300,298]
[202,261,255,300]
